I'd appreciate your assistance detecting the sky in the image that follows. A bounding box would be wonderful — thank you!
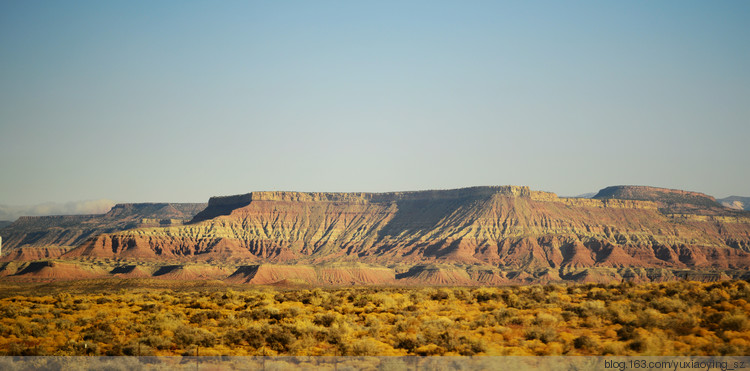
[1,1,749,207]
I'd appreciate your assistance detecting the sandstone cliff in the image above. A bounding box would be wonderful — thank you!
[593,185,742,216]
[0,202,207,253]
[64,186,750,273]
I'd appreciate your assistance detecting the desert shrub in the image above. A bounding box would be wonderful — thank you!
[634,308,664,328]
[607,301,636,324]
[122,341,155,356]
[471,312,497,327]
[247,306,281,321]
[601,341,626,355]
[145,312,184,332]
[525,326,558,344]
[300,293,322,307]
[430,288,452,301]
[500,292,521,308]
[651,297,688,314]
[664,313,699,335]
[96,296,112,305]
[586,287,613,302]
[238,325,265,348]
[349,338,384,356]
[280,306,301,320]
[492,307,519,325]
[82,327,112,344]
[264,325,296,352]
[325,322,353,348]
[408,290,428,305]
[2,304,21,319]
[187,298,216,310]
[617,324,636,341]
[313,312,337,327]
[64,341,98,356]
[577,300,606,318]
[394,334,419,352]
[364,316,382,337]
[321,294,344,311]
[473,288,498,303]
[527,286,547,303]
[189,312,209,324]
[719,313,749,332]
[532,312,559,327]
[189,310,222,324]
[573,335,598,351]
[457,336,487,355]
[29,324,48,338]
[414,343,445,356]
[420,317,453,334]
[627,328,666,355]
[137,302,162,313]
[452,288,473,304]
[560,310,576,322]
[719,343,743,356]
[218,314,240,328]
[173,325,216,348]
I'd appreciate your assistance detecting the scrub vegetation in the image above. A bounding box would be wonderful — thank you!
[0,280,748,356]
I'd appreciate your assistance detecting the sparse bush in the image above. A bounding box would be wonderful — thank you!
[264,325,296,352]
[719,314,749,332]
[173,325,216,347]
[574,335,598,351]
[525,326,558,344]
[313,312,337,327]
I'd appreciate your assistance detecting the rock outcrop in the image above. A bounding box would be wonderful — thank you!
[0,203,207,253]
[593,185,739,215]
[64,186,750,272]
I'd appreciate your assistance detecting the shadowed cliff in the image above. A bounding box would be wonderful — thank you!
[63,186,750,273]
[0,203,207,254]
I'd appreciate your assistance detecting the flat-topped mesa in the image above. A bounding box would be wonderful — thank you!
[594,185,718,203]
[592,185,734,215]
[192,186,664,223]
[529,190,658,209]
[211,186,532,204]
[10,215,99,228]
[1,202,207,251]
[191,186,534,223]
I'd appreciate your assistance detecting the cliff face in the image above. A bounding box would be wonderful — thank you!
[593,185,739,215]
[65,186,750,271]
[0,203,207,252]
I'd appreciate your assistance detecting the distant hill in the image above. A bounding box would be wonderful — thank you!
[0,200,116,222]
[718,196,750,211]
[571,192,596,199]
[592,185,736,215]
[0,203,206,253]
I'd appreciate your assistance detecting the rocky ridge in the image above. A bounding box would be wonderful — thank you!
[593,185,739,215]
[62,186,750,276]
[4,185,749,285]
[0,203,206,253]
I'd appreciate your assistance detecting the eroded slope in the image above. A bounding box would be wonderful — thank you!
[65,186,750,271]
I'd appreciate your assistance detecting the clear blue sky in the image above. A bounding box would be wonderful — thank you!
[1,1,749,205]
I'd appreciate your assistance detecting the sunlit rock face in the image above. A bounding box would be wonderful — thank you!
[0,203,207,253]
[64,186,750,272]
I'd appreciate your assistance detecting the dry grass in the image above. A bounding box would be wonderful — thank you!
[0,280,748,356]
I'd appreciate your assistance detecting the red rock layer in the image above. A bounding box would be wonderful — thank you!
[63,187,750,270]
